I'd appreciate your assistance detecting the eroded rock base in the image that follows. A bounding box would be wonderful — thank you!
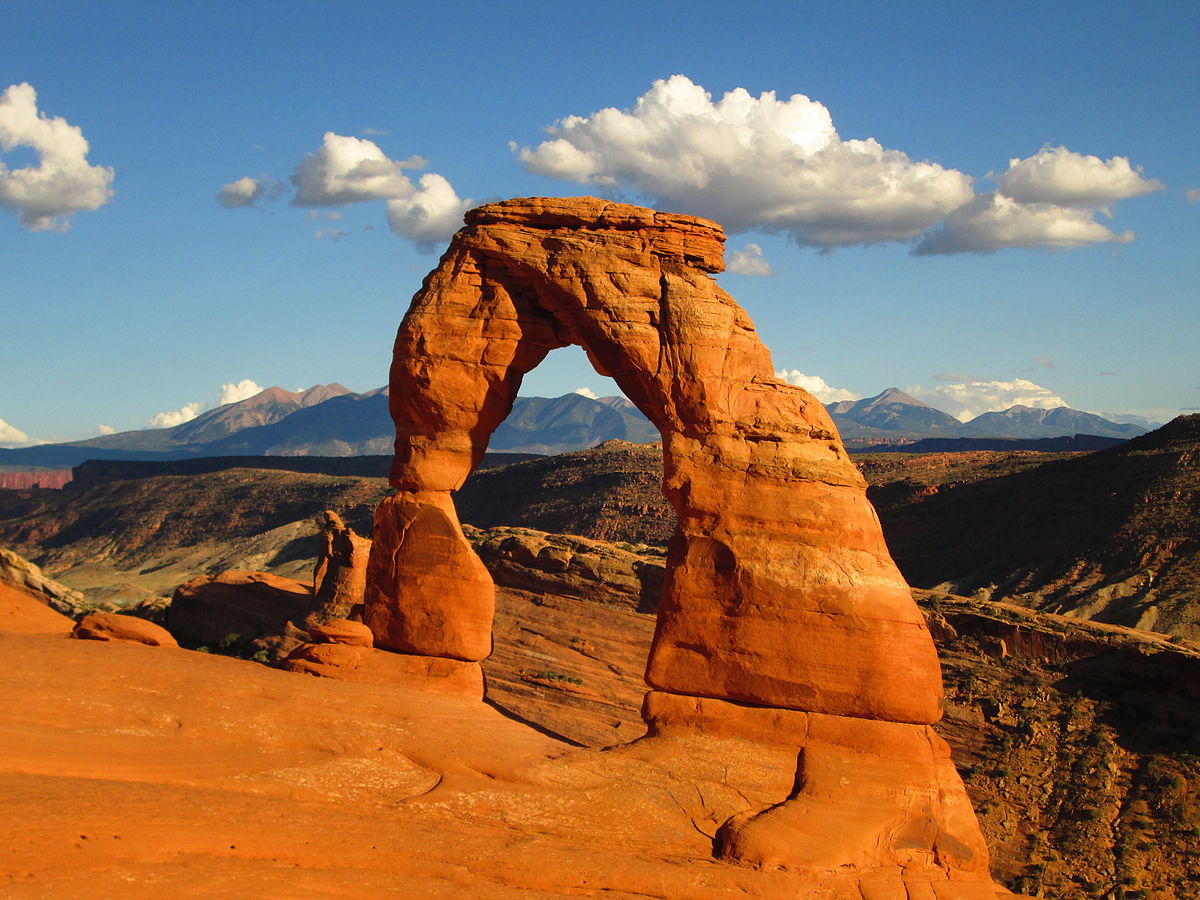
[644,691,1002,896]
[280,644,484,698]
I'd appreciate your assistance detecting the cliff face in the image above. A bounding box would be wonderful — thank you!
[0,470,71,489]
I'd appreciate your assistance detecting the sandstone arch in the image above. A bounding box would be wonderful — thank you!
[362,199,1003,897]
[364,196,941,723]
[363,198,1006,892]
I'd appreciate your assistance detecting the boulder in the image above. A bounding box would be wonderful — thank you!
[168,571,317,649]
[279,643,483,698]
[304,616,374,647]
[72,611,178,647]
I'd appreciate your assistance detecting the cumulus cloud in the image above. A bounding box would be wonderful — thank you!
[385,173,472,249]
[96,423,115,436]
[149,401,204,428]
[291,132,425,206]
[906,378,1066,421]
[0,417,32,448]
[776,370,861,403]
[725,242,772,276]
[913,192,1134,255]
[216,175,282,208]
[517,75,974,248]
[572,387,599,399]
[915,146,1161,255]
[517,78,1161,256]
[216,379,263,405]
[149,379,264,428]
[994,146,1162,208]
[219,131,471,247]
[0,82,114,231]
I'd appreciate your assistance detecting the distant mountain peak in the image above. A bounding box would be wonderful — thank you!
[864,388,931,409]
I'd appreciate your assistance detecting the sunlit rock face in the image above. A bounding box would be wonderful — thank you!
[366,196,941,721]
[364,197,1007,892]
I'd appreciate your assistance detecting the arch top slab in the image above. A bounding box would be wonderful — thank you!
[365,196,943,724]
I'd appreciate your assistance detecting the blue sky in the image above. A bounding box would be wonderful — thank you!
[2,0,1197,445]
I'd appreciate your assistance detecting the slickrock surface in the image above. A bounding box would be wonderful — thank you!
[362,197,1003,892]
[71,611,178,647]
[0,581,74,634]
[0,628,1022,899]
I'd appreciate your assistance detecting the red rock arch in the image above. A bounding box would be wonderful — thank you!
[363,197,941,724]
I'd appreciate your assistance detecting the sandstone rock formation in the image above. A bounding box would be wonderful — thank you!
[72,611,178,647]
[312,510,371,619]
[364,197,1005,890]
[0,547,86,616]
[168,570,318,650]
[368,196,942,719]
[0,580,75,633]
[464,524,664,612]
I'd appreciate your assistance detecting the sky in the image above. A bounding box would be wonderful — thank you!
[2,0,1197,446]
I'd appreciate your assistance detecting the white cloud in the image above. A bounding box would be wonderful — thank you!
[913,192,1134,255]
[217,379,263,405]
[517,75,975,248]
[517,77,1160,256]
[775,370,861,403]
[96,423,115,436]
[1187,188,1200,204]
[572,387,599,399]
[725,242,772,276]
[906,378,1067,422]
[915,146,1162,256]
[0,417,32,447]
[0,82,114,231]
[216,175,282,208]
[994,146,1163,208]
[149,379,263,428]
[290,132,424,206]
[265,132,469,247]
[149,401,204,428]
[385,172,472,249]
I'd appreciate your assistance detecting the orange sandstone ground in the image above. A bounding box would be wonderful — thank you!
[3,590,978,899]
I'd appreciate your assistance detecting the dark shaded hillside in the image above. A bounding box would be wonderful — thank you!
[69,452,538,486]
[0,469,392,574]
[867,415,1200,639]
[456,440,672,545]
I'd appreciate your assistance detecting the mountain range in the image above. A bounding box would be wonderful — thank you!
[0,383,1148,470]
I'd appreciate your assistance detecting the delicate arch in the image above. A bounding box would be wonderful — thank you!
[364,197,942,724]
